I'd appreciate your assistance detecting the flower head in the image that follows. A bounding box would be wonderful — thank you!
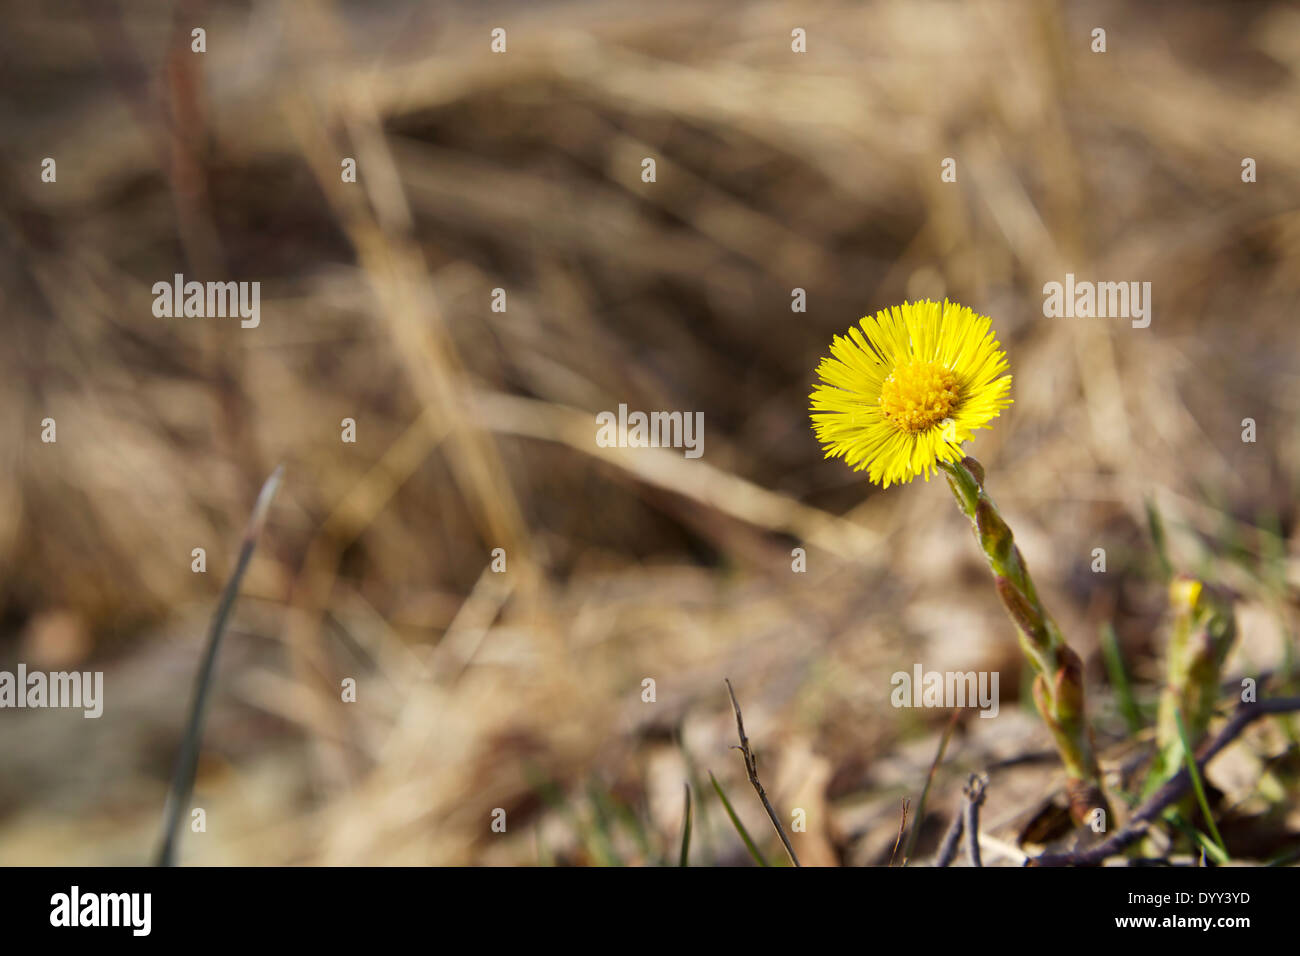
[809,299,1012,487]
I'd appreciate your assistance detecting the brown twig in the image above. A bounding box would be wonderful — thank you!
[902,707,962,864]
[888,798,910,866]
[1032,696,1300,866]
[934,804,965,867]
[963,774,988,867]
[934,773,990,866]
[724,679,801,867]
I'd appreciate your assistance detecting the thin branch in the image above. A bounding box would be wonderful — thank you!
[902,707,962,865]
[1032,696,1300,866]
[156,465,284,866]
[888,798,910,866]
[724,678,801,867]
[963,774,988,867]
[934,804,965,867]
[935,773,990,867]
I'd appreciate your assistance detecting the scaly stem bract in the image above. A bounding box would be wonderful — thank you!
[938,456,1107,825]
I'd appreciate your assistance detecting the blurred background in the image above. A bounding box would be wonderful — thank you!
[1,0,1298,865]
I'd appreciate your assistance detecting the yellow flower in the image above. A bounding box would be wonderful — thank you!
[809,300,1012,487]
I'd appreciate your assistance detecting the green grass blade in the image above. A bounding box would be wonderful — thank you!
[1145,497,1173,583]
[677,730,716,865]
[678,783,693,867]
[709,771,768,867]
[156,465,283,867]
[1166,811,1230,865]
[1173,707,1228,860]
[584,780,625,866]
[1188,826,1230,865]
[610,793,654,862]
[1100,622,1144,734]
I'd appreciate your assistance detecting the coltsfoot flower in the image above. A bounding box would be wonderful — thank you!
[809,304,1108,825]
[809,299,1012,487]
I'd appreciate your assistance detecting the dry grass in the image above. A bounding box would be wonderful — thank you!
[1,0,1297,865]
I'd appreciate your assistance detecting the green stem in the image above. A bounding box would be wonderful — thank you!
[938,456,1108,825]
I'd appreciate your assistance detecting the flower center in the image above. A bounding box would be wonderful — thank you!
[879,360,959,433]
